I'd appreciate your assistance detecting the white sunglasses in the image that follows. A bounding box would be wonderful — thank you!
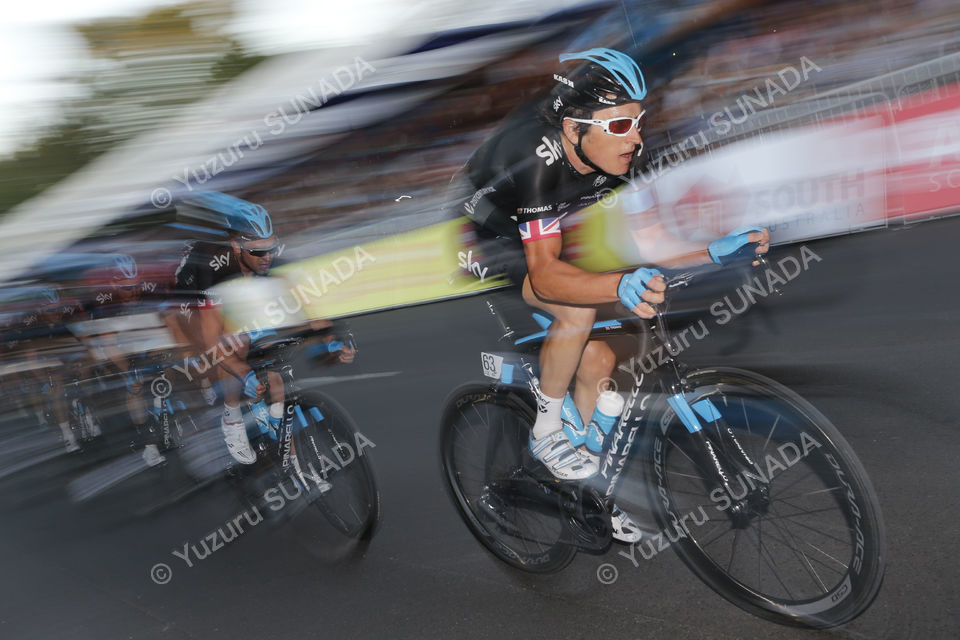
[564,109,646,136]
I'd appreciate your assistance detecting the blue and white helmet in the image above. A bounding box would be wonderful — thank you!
[549,48,647,120]
[40,286,60,305]
[113,254,138,280]
[183,191,274,240]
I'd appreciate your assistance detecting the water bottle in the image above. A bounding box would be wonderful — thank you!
[586,391,625,453]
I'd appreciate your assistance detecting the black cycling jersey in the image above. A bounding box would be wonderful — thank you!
[3,315,79,355]
[173,240,243,309]
[457,107,623,283]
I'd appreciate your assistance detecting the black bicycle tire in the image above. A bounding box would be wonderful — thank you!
[294,390,381,541]
[643,366,885,628]
[440,383,576,574]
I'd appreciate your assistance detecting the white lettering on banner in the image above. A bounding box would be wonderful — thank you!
[649,120,885,245]
[928,169,960,192]
[746,171,866,215]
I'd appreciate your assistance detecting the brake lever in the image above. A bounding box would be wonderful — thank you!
[753,253,782,296]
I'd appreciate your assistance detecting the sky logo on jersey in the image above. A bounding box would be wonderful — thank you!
[209,253,230,271]
[536,136,562,166]
[519,217,561,243]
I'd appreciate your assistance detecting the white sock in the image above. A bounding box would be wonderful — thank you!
[269,403,283,419]
[59,422,74,440]
[532,392,563,440]
[222,403,243,424]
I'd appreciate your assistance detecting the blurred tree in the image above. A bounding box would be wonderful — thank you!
[0,0,265,215]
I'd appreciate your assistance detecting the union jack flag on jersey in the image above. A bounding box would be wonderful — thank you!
[518,217,561,243]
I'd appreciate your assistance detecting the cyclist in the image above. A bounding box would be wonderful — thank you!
[454,48,769,542]
[78,253,170,465]
[168,191,353,475]
[11,285,88,452]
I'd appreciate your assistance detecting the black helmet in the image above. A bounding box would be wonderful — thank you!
[548,48,647,122]
[543,48,648,177]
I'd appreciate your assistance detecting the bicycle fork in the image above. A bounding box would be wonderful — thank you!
[664,391,769,525]
[264,364,324,474]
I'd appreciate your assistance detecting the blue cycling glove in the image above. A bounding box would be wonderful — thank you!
[243,370,260,399]
[123,371,141,394]
[708,226,764,265]
[305,340,346,358]
[618,267,662,310]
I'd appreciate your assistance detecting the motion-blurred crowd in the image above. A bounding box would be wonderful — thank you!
[2,0,959,459]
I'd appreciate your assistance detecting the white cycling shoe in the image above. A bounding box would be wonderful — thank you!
[200,379,217,407]
[84,412,102,438]
[529,429,598,480]
[142,443,166,468]
[221,416,257,464]
[62,432,80,453]
[610,504,643,543]
[577,448,644,544]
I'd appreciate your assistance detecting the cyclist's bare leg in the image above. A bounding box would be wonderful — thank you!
[574,337,633,422]
[521,276,595,400]
[218,333,284,407]
[521,278,636,416]
[100,335,150,444]
[25,345,76,446]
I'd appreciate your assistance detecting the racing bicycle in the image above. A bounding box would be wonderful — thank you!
[439,261,885,628]
[235,326,381,544]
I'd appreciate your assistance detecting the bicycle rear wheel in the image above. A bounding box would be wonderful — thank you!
[646,367,885,628]
[291,391,380,541]
[440,384,576,573]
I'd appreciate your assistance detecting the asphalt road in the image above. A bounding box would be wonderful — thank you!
[2,215,959,640]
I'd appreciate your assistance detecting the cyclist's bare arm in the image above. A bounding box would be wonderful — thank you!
[160,309,196,356]
[631,223,770,268]
[630,222,712,267]
[523,235,665,317]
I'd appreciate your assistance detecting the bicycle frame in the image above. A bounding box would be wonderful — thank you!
[249,337,332,474]
[481,291,762,523]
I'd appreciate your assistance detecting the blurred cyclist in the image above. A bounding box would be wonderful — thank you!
[168,191,352,478]
[80,254,167,465]
[14,285,87,451]
[454,48,769,542]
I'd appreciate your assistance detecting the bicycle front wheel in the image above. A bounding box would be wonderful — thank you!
[440,384,576,574]
[646,367,885,628]
[292,392,380,541]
